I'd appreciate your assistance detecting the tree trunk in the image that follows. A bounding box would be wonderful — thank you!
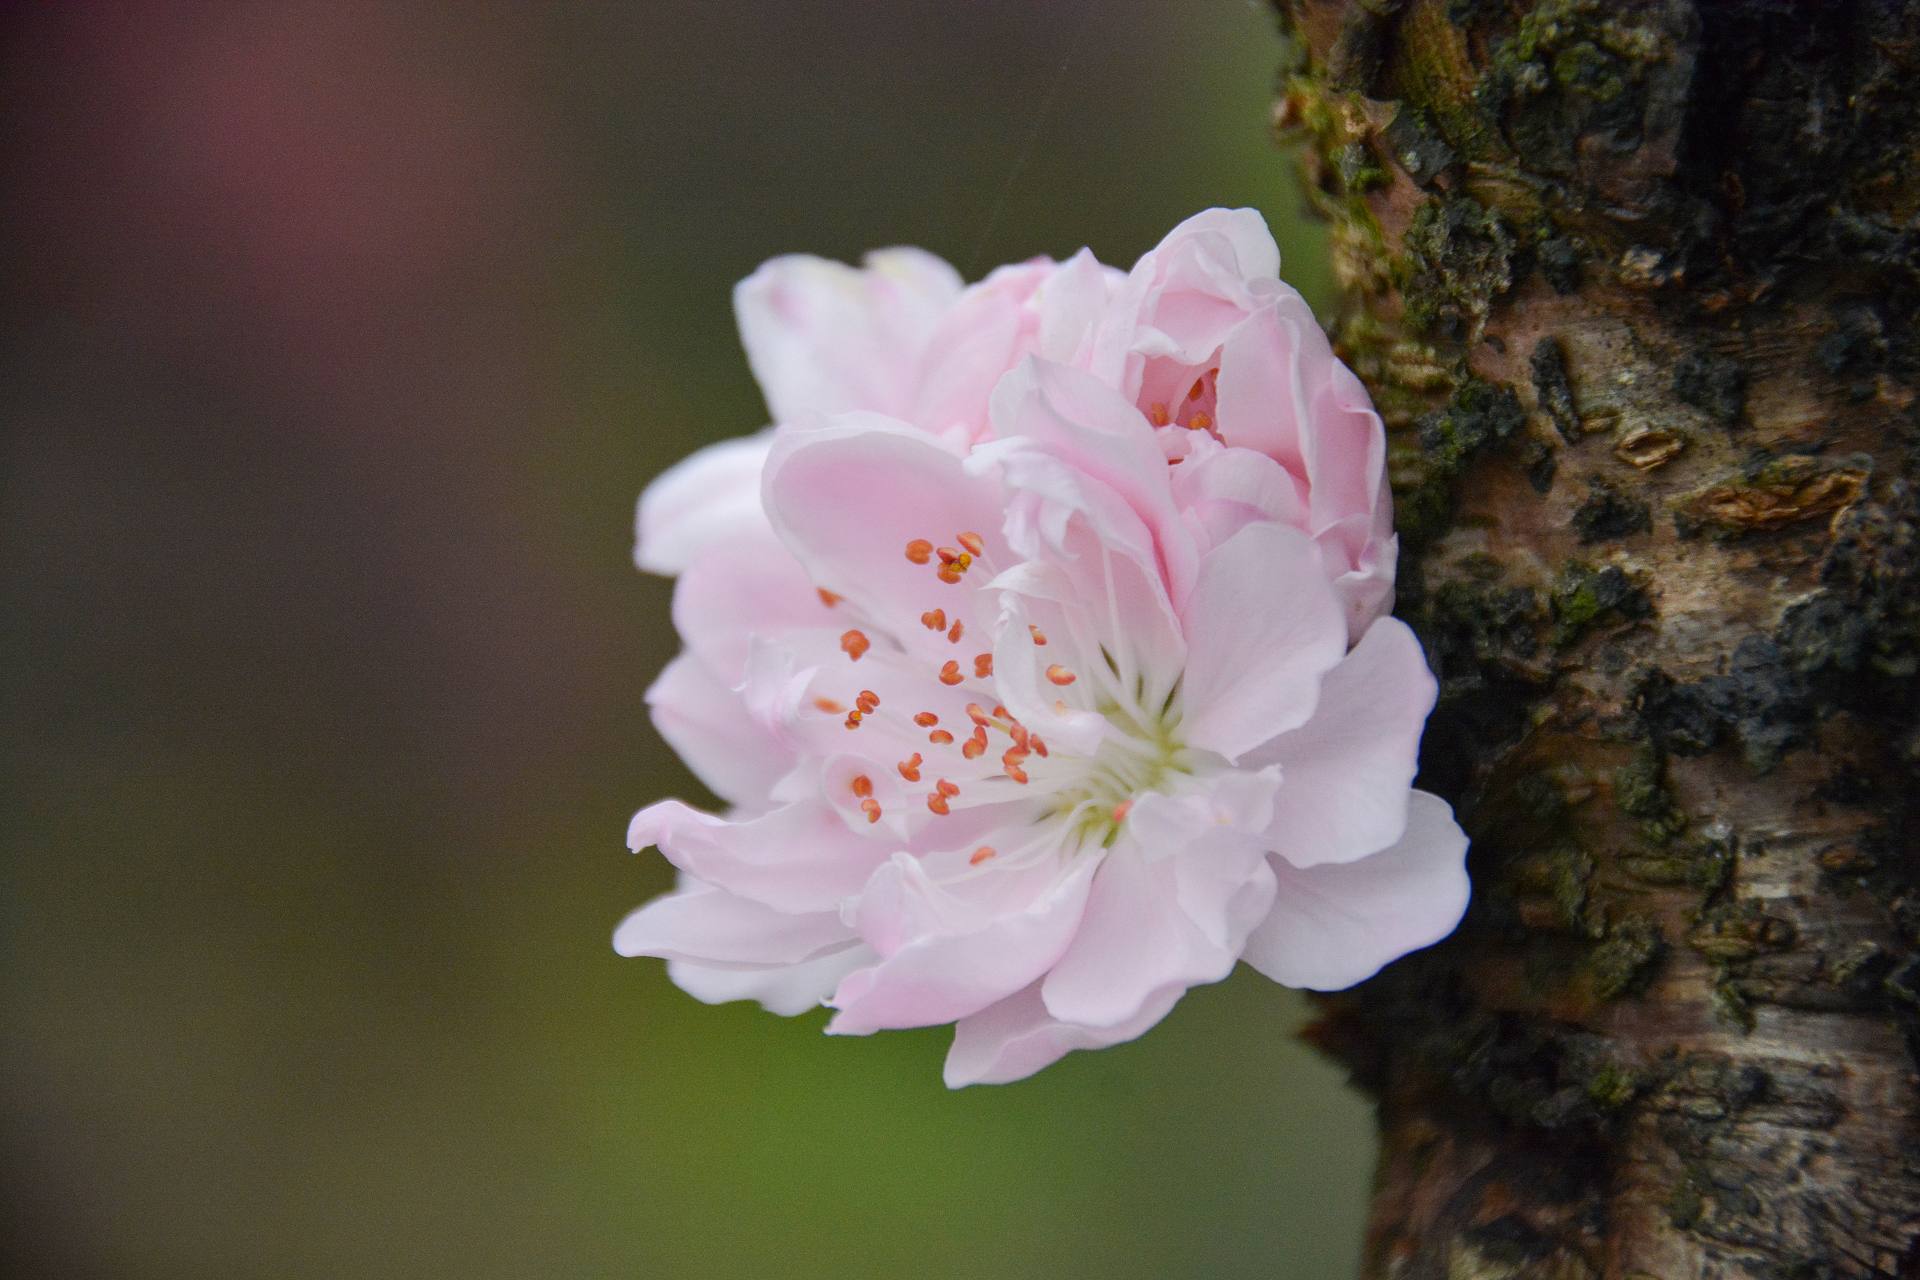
[1269,2,1920,1275]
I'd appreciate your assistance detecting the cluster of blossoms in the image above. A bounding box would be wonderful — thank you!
[618,209,1469,1086]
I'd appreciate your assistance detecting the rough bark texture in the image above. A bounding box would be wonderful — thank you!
[1270,2,1920,1276]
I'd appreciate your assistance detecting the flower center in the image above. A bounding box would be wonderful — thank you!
[1051,696,1190,849]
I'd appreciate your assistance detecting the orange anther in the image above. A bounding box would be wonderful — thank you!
[817,588,843,607]
[939,660,963,686]
[969,846,997,866]
[1030,737,1049,758]
[905,539,933,565]
[920,608,946,631]
[927,792,950,816]
[1189,411,1213,431]
[936,546,961,566]
[992,705,1009,719]
[1002,746,1028,768]
[1148,403,1170,427]
[966,703,991,726]
[1112,799,1133,823]
[897,753,923,782]
[1188,377,1207,401]
[936,778,960,798]
[947,620,964,643]
[840,629,870,661]
[962,735,986,760]
[957,531,985,557]
[850,774,873,798]
[844,712,863,730]
[857,688,880,708]
[860,798,882,824]
[1008,723,1030,749]
[1005,763,1029,785]
[928,729,955,745]
[913,711,939,727]
[1045,664,1076,686]
[973,653,993,678]
[936,565,963,585]
[1028,625,1047,645]
[813,697,846,714]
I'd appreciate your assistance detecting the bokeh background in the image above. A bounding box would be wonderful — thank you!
[1,2,1374,1277]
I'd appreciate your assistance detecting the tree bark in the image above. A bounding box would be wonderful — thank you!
[1269,2,1920,1276]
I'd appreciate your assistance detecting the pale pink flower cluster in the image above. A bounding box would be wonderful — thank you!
[619,210,1469,1086]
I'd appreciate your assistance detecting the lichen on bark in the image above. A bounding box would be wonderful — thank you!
[1273,1,1920,1275]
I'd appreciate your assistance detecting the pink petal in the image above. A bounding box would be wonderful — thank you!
[627,799,890,913]
[613,881,853,966]
[825,851,1098,1034]
[1247,616,1435,868]
[736,248,962,424]
[634,433,771,575]
[1168,436,1308,552]
[670,522,838,684]
[646,653,795,809]
[1040,831,1275,1030]
[987,358,1198,603]
[909,257,1052,441]
[760,415,1012,665]
[1177,521,1347,761]
[1211,296,1313,474]
[1241,790,1470,991]
[942,980,1183,1087]
[667,948,872,1017]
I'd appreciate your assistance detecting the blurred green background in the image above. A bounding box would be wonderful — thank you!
[1,2,1371,1277]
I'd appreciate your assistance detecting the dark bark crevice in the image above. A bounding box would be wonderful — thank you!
[1271,1,1920,1275]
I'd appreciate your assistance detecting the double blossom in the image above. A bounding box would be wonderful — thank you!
[618,210,1469,1085]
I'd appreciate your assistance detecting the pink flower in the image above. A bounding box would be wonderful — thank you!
[1101,208,1397,640]
[617,212,1468,1086]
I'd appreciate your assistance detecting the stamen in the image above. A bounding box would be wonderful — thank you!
[920,608,946,631]
[936,546,961,566]
[1002,746,1028,768]
[947,620,964,643]
[905,539,933,565]
[913,711,939,727]
[1188,377,1207,401]
[926,792,950,816]
[1028,625,1047,645]
[957,531,985,557]
[973,653,993,678]
[965,704,991,726]
[840,629,870,661]
[1046,664,1077,686]
[928,729,955,745]
[817,588,843,607]
[1189,411,1213,431]
[969,846,997,866]
[850,775,873,798]
[844,711,863,730]
[1005,763,1030,785]
[935,779,960,797]
[860,798,882,824]
[1148,403,1170,427]
[856,689,880,712]
[1112,799,1133,823]
[1031,737,1049,758]
[813,697,845,714]
[962,732,986,760]
[897,753,923,782]
[939,660,963,686]
[936,565,963,585]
